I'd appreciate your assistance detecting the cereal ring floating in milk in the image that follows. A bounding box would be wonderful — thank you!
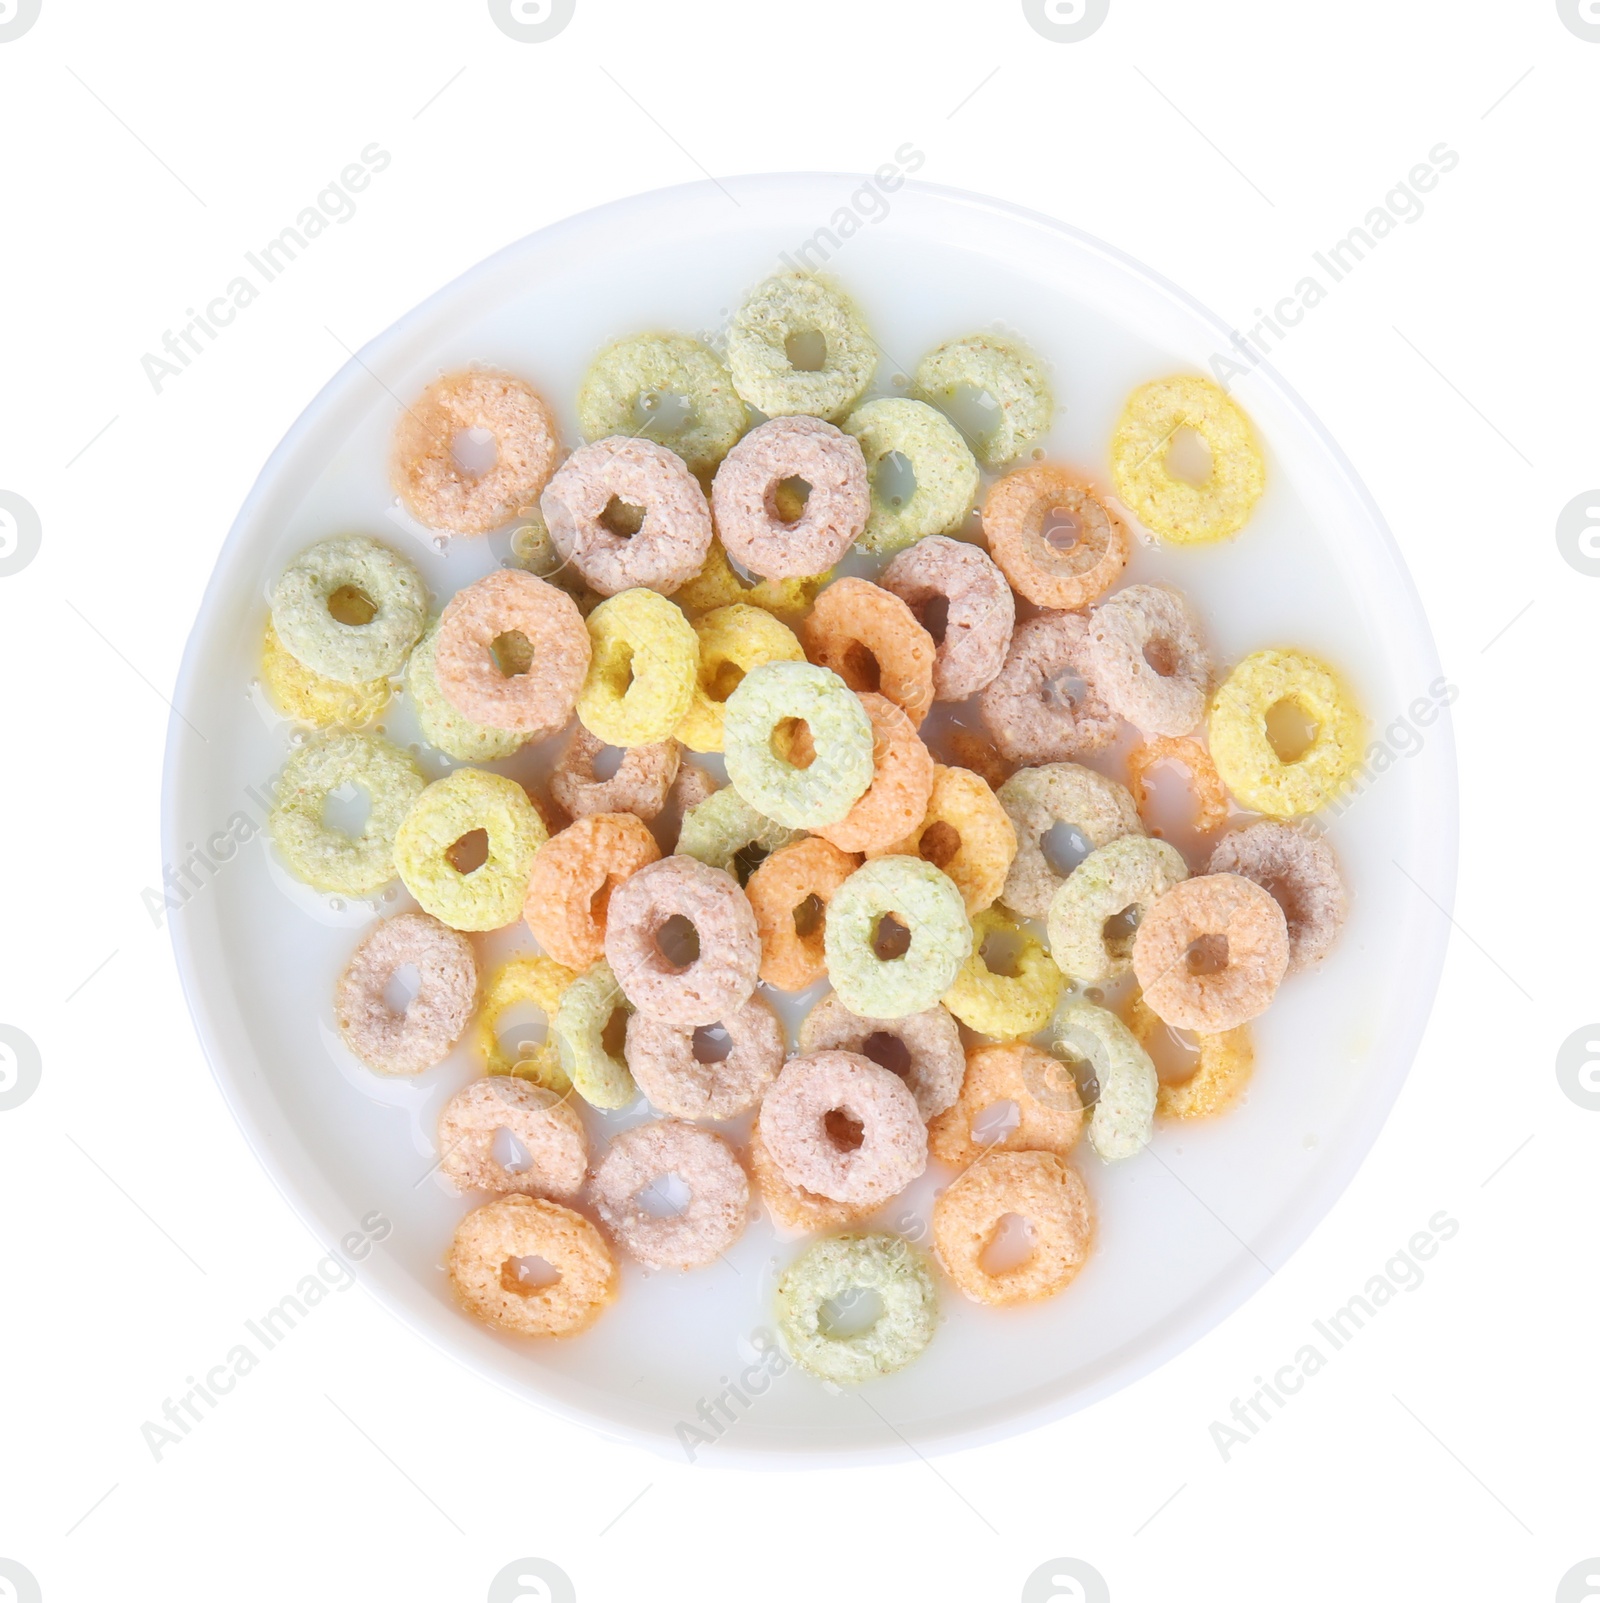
[1051,998,1158,1164]
[1208,820,1346,974]
[811,692,935,856]
[624,993,785,1121]
[749,1128,880,1236]
[522,812,660,972]
[269,535,427,684]
[549,725,680,823]
[1126,737,1231,838]
[878,535,1015,702]
[673,537,830,616]
[576,587,700,747]
[475,954,579,1090]
[674,784,801,880]
[942,906,1063,1040]
[552,959,637,1111]
[869,763,1018,915]
[842,398,980,556]
[335,911,476,1075]
[260,619,389,729]
[726,272,877,419]
[913,331,1054,467]
[928,1041,1084,1168]
[405,619,526,763]
[745,836,860,991]
[800,577,937,727]
[1085,583,1210,737]
[979,611,1119,765]
[981,466,1128,611]
[1125,989,1255,1121]
[1046,834,1189,985]
[995,762,1142,919]
[437,1077,587,1199]
[676,604,805,754]
[797,992,965,1121]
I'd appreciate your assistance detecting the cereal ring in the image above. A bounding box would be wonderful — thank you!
[942,907,1063,1040]
[749,1127,879,1235]
[437,1077,587,1198]
[722,660,875,829]
[812,693,934,855]
[521,813,660,972]
[928,1042,1083,1168]
[745,837,860,991]
[405,619,526,762]
[759,1051,927,1206]
[446,1195,617,1337]
[673,538,829,616]
[1110,374,1265,545]
[823,856,973,1019]
[1207,649,1366,817]
[869,764,1018,914]
[433,569,591,735]
[913,331,1054,468]
[394,767,547,932]
[542,435,712,597]
[945,730,1014,792]
[1131,874,1290,1031]
[269,731,425,896]
[1051,998,1157,1163]
[591,1120,749,1271]
[878,536,1014,701]
[996,763,1143,919]
[392,370,559,536]
[711,416,870,580]
[676,604,804,754]
[1208,821,1346,974]
[624,994,784,1120]
[261,619,389,729]
[335,911,476,1075]
[1127,737,1231,837]
[1126,990,1255,1121]
[1046,834,1189,984]
[1085,584,1210,737]
[604,855,761,1028]
[475,954,579,1089]
[269,535,427,684]
[726,273,877,419]
[575,332,746,482]
[552,959,637,1110]
[982,466,1129,611]
[775,1234,937,1384]
[841,398,980,556]
[576,588,700,747]
[675,785,802,879]
[799,577,937,727]
[932,1151,1091,1307]
[979,611,1119,764]
[549,725,680,822]
[798,992,965,1121]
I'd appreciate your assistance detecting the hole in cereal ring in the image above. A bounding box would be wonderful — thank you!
[1040,507,1081,551]
[383,962,421,1015]
[501,1254,560,1294]
[917,819,962,870]
[861,1031,911,1080]
[824,1108,865,1151]
[774,475,812,524]
[451,426,499,478]
[1026,1050,1093,1112]
[731,841,770,886]
[633,389,695,438]
[819,1285,884,1337]
[1143,1019,1203,1087]
[791,891,824,939]
[1186,932,1230,975]
[1143,635,1180,677]
[692,1023,733,1064]
[841,641,881,693]
[491,1126,534,1174]
[872,914,912,961]
[600,496,647,538]
[448,829,490,875]
[327,584,378,627]
[1164,425,1214,487]
[873,449,918,511]
[491,629,534,677]
[1265,697,1319,763]
[971,1098,1021,1145]
[979,926,1026,978]
[589,878,618,924]
[1044,668,1088,709]
[600,1005,630,1058]
[497,997,549,1065]
[656,913,701,971]
[589,743,625,780]
[918,593,950,645]
[710,660,747,703]
[1101,904,1142,962]
[945,382,1002,450]
[784,329,827,372]
[772,716,816,768]
[1040,820,1091,876]
[979,1211,1037,1275]
[637,1171,691,1218]
[321,780,372,837]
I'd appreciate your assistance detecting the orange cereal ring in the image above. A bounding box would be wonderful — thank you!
[981,464,1128,610]
[1125,989,1255,1121]
[799,576,936,726]
[748,1125,878,1236]
[812,692,934,855]
[522,812,661,970]
[745,836,860,990]
[868,763,1017,914]
[928,1041,1083,1168]
[1127,737,1231,837]
[945,730,1014,792]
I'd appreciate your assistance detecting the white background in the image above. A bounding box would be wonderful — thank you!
[0,2,1592,1600]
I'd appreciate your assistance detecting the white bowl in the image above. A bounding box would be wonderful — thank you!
[163,174,1456,1465]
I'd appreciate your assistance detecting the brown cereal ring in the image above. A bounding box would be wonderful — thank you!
[1127,737,1231,837]
[522,813,661,971]
[436,1077,587,1198]
[745,836,860,991]
[433,569,591,734]
[604,854,761,1027]
[549,725,681,823]
[758,1050,928,1207]
[335,912,476,1076]
[1208,821,1346,974]
[928,1042,1085,1167]
[711,415,870,580]
[1125,989,1255,1121]
[945,730,1014,792]
[982,465,1129,610]
[392,370,560,536]
[1131,873,1290,1031]
[797,992,965,1121]
[812,692,935,855]
[869,763,1018,914]
[932,1150,1093,1307]
[996,763,1143,919]
[541,434,713,597]
[879,536,1015,701]
[590,1119,749,1270]
[624,994,785,1120]
[446,1195,617,1336]
[1085,584,1210,737]
[979,611,1118,765]
[749,1125,879,1236]
[800,577,937,727]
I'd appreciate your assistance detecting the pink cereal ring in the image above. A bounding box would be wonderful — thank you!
[979,611,1118,764]
[982,465,1129,610]
[1207,821,1347,974]
[879,535,1015,701]
[624,993,785,1120]
[1085,584,1210,737]
[335,911,476,1076]
[436,1077,588,1198]
[549,725,681,823]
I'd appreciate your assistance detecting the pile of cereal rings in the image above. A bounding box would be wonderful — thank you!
[260,272,1363,1387]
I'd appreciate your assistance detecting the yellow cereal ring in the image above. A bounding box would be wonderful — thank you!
[942,907,1063,1039]
[1126,990,1254,1121]
[260,619,389,728]
[1110,374,1265,545]
[394,767,547,931]
[576,588,699,747]
[674,537,828,617]
[869,763,1017,913]
[675,604,804,754]
[476,954,578,1092]
[1207,649,1365,817]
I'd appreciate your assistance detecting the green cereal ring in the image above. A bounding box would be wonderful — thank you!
[576,588,699,747]
[722,660,875,828]
[1046,834,1188,984]
[913,332,1053,468]
[577,333,747,482]
[394,767,547,931]
[824,856,973,1019]
[405,619,526,763]
[776,1233,938,1385]
[269,732,424,896]
[842,398,980,556]
[674,784,800,879]
[726,273,877,420]
[677,604,805,754]
[942,906,1062,1040]
[1051,998,1158,1163]
[553,959,637,1110]
[269,534,427,684]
